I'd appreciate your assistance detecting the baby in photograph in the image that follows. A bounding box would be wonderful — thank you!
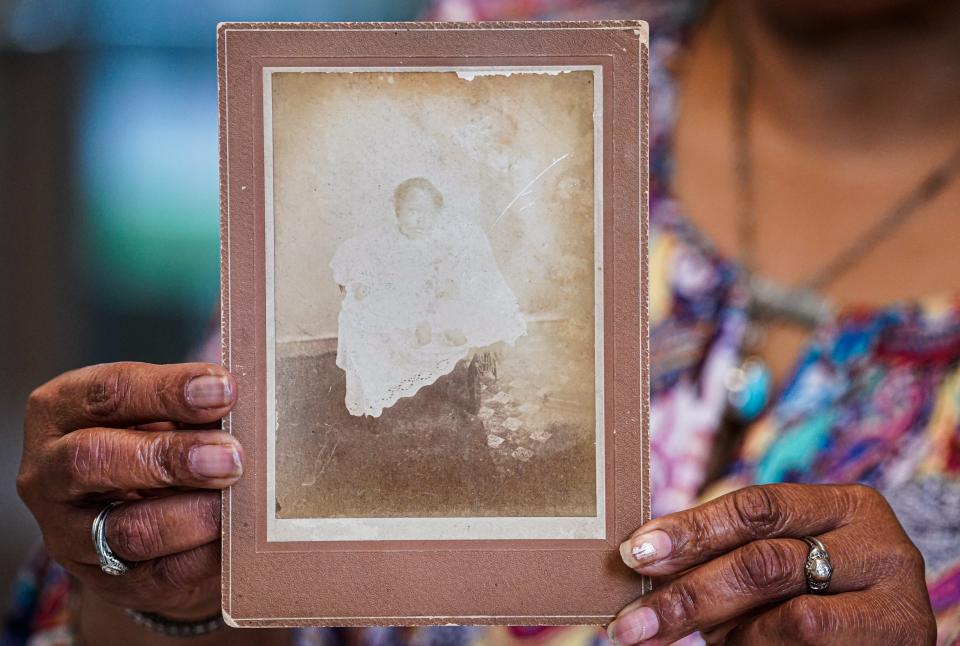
[331,177,527,417]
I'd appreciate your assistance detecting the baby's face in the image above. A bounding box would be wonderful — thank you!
[395,188,440,239]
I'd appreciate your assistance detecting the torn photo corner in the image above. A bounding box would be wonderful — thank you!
[219,20,649,627]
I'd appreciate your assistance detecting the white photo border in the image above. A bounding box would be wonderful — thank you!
[263,65,606,541]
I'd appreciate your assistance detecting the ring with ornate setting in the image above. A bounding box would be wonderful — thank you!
[802,536,833,593]
[91,501,132,576]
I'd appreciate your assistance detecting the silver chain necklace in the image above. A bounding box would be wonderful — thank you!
[723,8,960,420]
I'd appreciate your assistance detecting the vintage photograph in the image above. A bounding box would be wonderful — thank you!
[265,66,605,532]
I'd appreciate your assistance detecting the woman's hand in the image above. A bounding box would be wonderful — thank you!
[610,484,936,645]
[17,362,242,621]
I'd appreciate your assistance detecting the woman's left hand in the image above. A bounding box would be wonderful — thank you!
[609,483,936,645]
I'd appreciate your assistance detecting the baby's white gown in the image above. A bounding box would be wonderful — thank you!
[331,217,526,417]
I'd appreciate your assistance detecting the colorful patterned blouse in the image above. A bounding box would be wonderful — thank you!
[5,1,959,645]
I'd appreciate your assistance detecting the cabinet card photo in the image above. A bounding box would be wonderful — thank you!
[220,21,648,626]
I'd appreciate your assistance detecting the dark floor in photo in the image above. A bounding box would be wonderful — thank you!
[275,322,598,518]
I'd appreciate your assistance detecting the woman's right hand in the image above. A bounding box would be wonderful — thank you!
[17,362,243,621]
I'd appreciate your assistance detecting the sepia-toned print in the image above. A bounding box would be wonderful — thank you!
[265,66,605,540]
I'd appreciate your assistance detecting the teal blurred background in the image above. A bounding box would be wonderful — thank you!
[0,0,427,595]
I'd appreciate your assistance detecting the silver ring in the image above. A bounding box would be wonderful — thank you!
[802,536,832,593]
[91,501,131,576]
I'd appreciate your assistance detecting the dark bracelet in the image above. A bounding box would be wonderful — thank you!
[124,608,225,638]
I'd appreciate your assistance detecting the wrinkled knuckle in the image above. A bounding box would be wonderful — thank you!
[154,369,186,413]
[83,366,130,421]
[795,611,829,644]
[656,581,700,628]
[152,553,194,590]
[888,543,926,579]
[137,435,178,486]
[152,549,215,591]
[731,540,798,594]
[847,482,879,502]
[846,483,888,515]
[112,507,164,559]
[15,466,34,502]
[195,495,222,535]
[15,465,48,505]
[25,383,56,420]
[730,485,784,537]
[69,433,110,492]
[907,544,927,575]
[682,510,719,553]
[23,451,65,502]
[785,599,832,644]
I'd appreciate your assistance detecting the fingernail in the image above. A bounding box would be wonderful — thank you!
[186,375,233,409]
[190,444,242,479]
[620,530,672,568]
[609,607,659,645]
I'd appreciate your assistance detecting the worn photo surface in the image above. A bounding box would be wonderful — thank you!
[265,66,604,540]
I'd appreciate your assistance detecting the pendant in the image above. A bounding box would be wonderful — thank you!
[746,273,833,330]
[724,356,771,422]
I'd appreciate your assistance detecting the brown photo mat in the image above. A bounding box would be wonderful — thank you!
[220,20,649,627]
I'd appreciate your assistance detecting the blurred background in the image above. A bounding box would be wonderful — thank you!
[0,0,429,596]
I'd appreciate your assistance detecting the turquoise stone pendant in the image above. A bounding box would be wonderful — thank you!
[725,356,771,422]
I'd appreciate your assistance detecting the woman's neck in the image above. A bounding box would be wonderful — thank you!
[729,0,960,149]
[672,1,960,384]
